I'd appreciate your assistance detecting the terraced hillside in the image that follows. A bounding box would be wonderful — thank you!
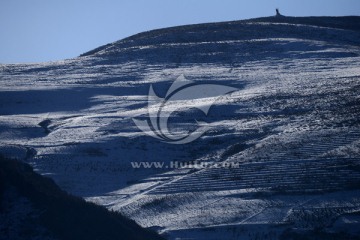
[1,16,360,239]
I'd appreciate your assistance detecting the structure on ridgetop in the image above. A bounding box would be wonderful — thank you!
[276,8,282,17]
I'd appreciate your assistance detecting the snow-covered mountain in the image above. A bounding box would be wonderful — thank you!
[1,16,360,239]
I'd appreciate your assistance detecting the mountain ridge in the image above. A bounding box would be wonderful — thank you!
[80,15,360,57]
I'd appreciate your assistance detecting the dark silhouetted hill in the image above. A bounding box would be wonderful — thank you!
[0,156,164,240]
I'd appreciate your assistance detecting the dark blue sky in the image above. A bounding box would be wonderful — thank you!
[1,0,359,63]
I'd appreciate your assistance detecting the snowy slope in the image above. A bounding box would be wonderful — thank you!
[1,16,360,239]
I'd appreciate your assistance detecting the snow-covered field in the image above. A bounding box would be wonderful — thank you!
[1,16,360,239]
